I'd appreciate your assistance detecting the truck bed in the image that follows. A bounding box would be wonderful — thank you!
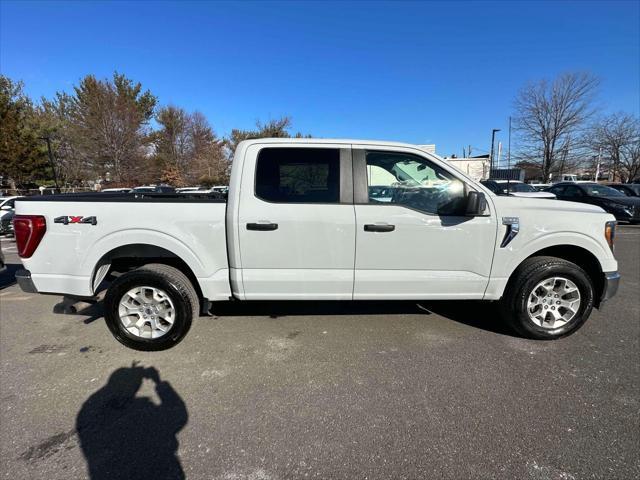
[18,192,226,203]
[15,193,231,301]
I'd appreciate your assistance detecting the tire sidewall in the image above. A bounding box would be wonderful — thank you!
[511,263,594,339]
[105,270,193,351]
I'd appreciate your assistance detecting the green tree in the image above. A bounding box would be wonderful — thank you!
[0,75,50,187]
[225,117,311,157]
[37,92,90,185]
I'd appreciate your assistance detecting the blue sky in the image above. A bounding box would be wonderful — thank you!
[1,0,638,158]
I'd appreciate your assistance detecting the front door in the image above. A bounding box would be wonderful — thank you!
[352,147,497,300]
[237,144,356,300]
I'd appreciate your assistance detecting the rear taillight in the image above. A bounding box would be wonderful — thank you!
[13,215,47,258]
[605,220,616,253]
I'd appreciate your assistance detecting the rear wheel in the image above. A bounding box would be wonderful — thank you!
[104,264,199,350]
[501,256,595,339]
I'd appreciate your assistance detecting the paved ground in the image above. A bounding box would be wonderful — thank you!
[0,227,638,480]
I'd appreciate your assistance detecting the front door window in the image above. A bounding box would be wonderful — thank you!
[365,151,466,215]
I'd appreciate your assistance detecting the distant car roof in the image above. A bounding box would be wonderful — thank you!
[550,182,595,186]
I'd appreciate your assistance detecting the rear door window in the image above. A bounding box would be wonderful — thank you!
[255,148,340,203]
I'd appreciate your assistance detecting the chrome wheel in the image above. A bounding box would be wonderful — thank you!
[527,277,581,329]
[118,286,176,339]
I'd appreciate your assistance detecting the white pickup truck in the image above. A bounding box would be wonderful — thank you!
[14,139,620,350]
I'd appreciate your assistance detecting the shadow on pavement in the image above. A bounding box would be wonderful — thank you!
[54,297,105,324]
[76,364,188,480]
[0,262,19,290]
[57,293,517,337]
[212,299,516,337]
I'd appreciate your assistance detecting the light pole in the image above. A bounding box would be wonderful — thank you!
[490,128,501,175]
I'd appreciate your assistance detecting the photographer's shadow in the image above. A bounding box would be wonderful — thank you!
[76,365,188,480]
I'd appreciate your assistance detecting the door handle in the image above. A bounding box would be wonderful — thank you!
[247,222,278,231]
[364,224,395,232]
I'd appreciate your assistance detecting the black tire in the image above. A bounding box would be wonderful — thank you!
[500,256,595,340]
[104,263,199,351]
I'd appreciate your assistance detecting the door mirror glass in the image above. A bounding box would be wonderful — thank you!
[465,191,487,216]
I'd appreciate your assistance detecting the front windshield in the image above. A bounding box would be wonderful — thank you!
[582,185,625,197]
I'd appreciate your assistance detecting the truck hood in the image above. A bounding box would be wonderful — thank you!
[508,191,556,199]
[491,196,609,216]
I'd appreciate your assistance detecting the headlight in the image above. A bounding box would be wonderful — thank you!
[608,202,633,215]
[605,221,616,252]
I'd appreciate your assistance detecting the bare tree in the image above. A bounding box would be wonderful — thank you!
[67,73,157,183]
[154,107,227,185]
[513,72,599,181]
[586,113,640,182]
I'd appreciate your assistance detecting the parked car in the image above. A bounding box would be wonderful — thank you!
[132,185,175,194]
[605,183,640,197]
[546,182,640,223]
[529,183,552,191]
[553,174,579,183]
[0,248,5,273]
[0,196,19,235]
[481,180,556,199]
[101,188,133,193]
[14,139,619,350]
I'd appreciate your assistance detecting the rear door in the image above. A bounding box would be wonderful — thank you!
[352,146,497,299]
[236,144,356,300]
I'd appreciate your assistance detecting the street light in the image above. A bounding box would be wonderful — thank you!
[490,128,501,174]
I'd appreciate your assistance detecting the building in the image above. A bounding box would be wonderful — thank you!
[417,144,490,181]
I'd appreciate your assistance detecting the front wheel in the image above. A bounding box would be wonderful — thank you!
[104,264,199,350]
[500,256,595,340]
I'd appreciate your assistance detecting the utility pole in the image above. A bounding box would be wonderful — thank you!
[40,136,60,190]
[490,128,500,175]
[507,116,511,169]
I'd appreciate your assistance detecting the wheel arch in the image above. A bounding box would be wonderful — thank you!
[92,243,205,306]
[511,244,605,307]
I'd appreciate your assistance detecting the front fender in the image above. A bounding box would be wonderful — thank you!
[485,231,617,300]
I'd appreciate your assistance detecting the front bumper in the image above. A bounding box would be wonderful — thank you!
[15,269,38,293]
[600,271,620,303]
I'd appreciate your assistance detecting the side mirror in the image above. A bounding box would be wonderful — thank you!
[465,191,487,216]
[0,205,11,211]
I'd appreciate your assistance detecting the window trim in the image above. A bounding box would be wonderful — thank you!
[252,146,353,205]
[353,148,472,217]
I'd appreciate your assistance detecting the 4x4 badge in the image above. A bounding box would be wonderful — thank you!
[54,216,98,226]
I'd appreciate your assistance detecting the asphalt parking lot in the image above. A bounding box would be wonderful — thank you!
[1,227,639,480]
